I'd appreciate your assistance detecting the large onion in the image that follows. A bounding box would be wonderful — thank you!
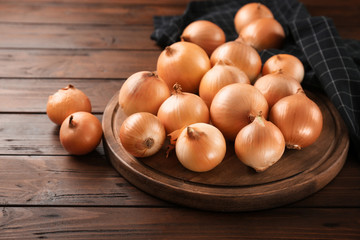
[119,112,166,158]
[210,83,269,140]
[235,113,285,172]
[46,84,91,125]
[181,20,226,56]
[239,18,285,51]
[157,84,209,134]
[59,111,102,155]
[269,90,323,150]
[175,123,226,172]
[262,54,305,83]
[234,2,274,34]
[210,40,262,83]
[199,60,250,108]
[157,41,211,93]
[253,71,303,108]
[118,71,170,116]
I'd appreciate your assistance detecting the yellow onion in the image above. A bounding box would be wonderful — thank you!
[118,71,170,116]
[253,71,303,108]
[234,2,274,33]
[175,123,226,172]
[239,18,285,51]
[210,40,262,83]
[262,54,305,83]
[181,20,226,56]
[157,41,211,93]
[119,112,166,158]
[210,83,268,140]
[235,112,285,172]
[157,84,209,134]
[46,84,91,125]
[269,90,323,149]
[59,111,102,155]
[199,60,250,107]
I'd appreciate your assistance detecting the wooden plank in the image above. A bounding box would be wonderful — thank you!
[0,114,103,155]
[0,153,358,207]
[0,23,158,50]
[0,155,166,206]
[0,2,186,25]
[0,79,124,113]
[0,49,159,78]
[0,207,359,239]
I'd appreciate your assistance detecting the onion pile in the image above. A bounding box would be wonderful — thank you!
[113,2,324,173]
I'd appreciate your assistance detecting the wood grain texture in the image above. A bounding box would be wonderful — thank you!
[1,207,359,239]
[0,154,358,207]
[0,155,165,206]
[102,90,349,211]
[0,79,124,113]
[0,2,186,25]
[0,49,159,78]
[0,23,158,50]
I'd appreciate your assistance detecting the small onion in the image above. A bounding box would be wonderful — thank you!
[253,71,303,108]
[234,2,274,33]
[119,112,166,158]
[157,84,209,134]
[199,60,250,108]
[239,18,285,51]
[59,111,102,155]
[181,20,226,56]
[262,54,305,83]
[235,113,285,172]
[269,90,323,150]
[175,123,226,172]
[157,41,211,93]
[210,83,269,140]
[47,84,91,125]
[118,71,170,116]
[210,40,262,83]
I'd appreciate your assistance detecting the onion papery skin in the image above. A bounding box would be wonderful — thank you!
[269,91,323,150]
[47,84,92,125]
[157,41,211,93]
[181,20,226,56]
[239,18,285,51]
[199,60,250,108]
[234,2,274,34]
[157,87,210,134]
[253,72,303,108]
[59,112,102,155]
[210,83,269,141]
[118,71,170,116]
[119,112,166,158]
[235,114,285,172]
[175,123,226,172]
[262,54,305,83]
[210,40,262,83]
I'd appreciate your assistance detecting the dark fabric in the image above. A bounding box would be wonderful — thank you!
[151,0,360,156]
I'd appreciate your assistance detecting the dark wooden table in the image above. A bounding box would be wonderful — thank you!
[0,0,359,239]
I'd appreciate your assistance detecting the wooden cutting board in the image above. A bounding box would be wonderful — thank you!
[102,90,349,212]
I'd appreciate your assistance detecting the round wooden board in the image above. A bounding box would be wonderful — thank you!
[102,90,349,212]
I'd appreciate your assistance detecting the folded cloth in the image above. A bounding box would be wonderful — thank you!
[151,0,360,156]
